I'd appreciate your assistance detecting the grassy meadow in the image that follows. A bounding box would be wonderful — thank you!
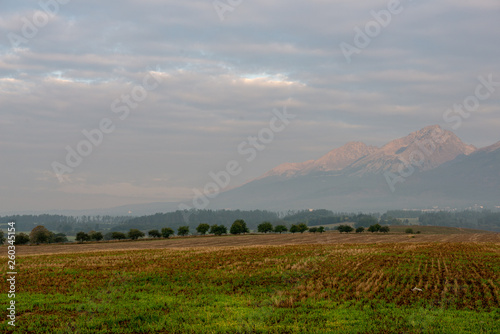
[1,233,499,333]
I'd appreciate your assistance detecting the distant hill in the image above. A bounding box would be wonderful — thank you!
[208,125,499,212]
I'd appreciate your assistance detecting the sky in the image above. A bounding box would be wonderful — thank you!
[1,0,499,213]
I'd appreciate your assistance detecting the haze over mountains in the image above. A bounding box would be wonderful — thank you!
[208,125,500,212]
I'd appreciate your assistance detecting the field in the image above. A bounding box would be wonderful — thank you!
[1,232,499,333]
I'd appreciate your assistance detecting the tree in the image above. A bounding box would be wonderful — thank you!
[128,229,145,240]
[297,223,309,234]
[89,231,103,241]
[274,225,288,234]
[30,225,52,244]
[196,223,210,235]
[161,227,174,238]
[257,222,273,233]
[111,232,127,240]
[210,224,227,236]
[148,229,161,238]
[379,226,390,233]
[317,226,325,233]
[178,226,190,237]
[15,233,30,245]
[337,225,354,233]
[230,220,249,235]
[355,227,365,233]
[290,225,298,233]
[75,232,90,243]
[0,230,5,244]
[405,228,414,234]
[368,224,381,233]
[309,227,318,233]
[52,233,68,243]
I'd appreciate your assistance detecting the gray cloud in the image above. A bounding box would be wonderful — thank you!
[0,0,499,212]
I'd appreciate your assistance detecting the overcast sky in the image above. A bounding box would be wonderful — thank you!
[1,0,499,213]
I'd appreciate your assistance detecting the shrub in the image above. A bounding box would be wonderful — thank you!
[405,228,414,234]
[355,227,365,233]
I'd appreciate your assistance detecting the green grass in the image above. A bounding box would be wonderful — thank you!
[1,242,499,333]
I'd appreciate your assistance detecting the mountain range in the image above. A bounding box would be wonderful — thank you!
[208,125,500,212]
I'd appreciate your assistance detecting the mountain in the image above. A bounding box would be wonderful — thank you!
[208,125,498,211]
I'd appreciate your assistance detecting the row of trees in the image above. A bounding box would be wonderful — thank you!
[337,224,390,233]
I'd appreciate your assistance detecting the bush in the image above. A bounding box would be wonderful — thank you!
[128,229,145,240]
[178,226,190,237]
[355,227,365,233]
[161,228,174,238]
[15,233,30,245]
[405,228,414,234]
[148,230,161,238]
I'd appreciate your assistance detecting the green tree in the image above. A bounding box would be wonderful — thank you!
[89,231,103,241]
[112,232,127,240]
[15,233,30,245]
[289,225,298,233]
[210,224,227,236]
[52,233,68,243]
[257,222,273,233]
[274,225,288,234]
[178,226,190,237]
[148,229,161,238]
[75,232,90,243]
[161,227,174,238]
[317,226,325,233]
[368,224,381,233]
[297,223,309,234]
[230,220,249,235]
[30,225,52,244]
[355,227,365,233]
[309,227,318,233]
[196,223,210,235]
[128,229,145,240]
[379,226,390,233]
[405,228,414,234]
[338,225,354,233]
[0,230,5,244]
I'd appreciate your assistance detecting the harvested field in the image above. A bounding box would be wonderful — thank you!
[7,231,499,257]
